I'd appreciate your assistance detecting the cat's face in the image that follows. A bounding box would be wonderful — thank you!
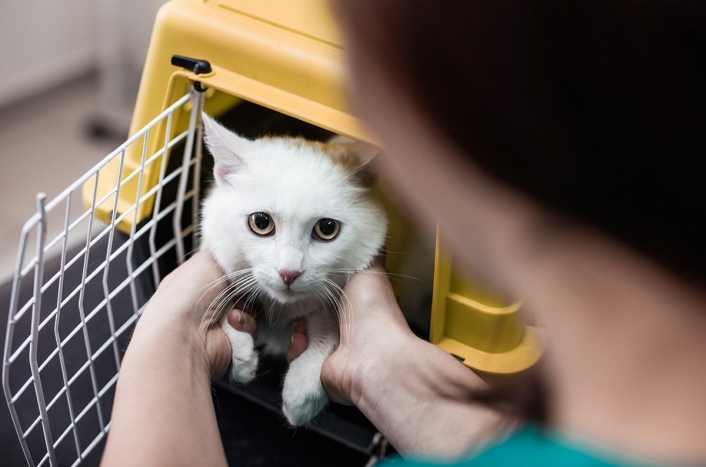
[200,114,388,306]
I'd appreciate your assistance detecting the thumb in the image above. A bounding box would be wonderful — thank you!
[286,320,308,363]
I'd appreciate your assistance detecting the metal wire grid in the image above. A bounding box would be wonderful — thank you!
[3,90,205,467]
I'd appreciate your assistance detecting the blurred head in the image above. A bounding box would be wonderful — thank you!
[335,0,706,292]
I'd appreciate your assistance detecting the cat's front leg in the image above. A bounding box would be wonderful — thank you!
[219,314,259,383]
[282,312,339,426]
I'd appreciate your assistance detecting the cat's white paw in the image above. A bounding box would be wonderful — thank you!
[281,359,329,426]
[220,322,259,383]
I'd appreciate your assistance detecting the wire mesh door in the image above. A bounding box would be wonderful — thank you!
[2,90,205,467]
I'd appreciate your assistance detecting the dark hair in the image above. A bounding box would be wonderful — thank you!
[337,0,706,284]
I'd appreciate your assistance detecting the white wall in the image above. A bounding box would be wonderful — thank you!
[96,0,168,121]
[0,0,99,109]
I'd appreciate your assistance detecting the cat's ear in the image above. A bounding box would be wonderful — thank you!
[348,142,381,189]
[202,112,248,185]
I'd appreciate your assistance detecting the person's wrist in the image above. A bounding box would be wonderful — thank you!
[137,297,199,342]
[131,309,213,380]
[347,318,419,407]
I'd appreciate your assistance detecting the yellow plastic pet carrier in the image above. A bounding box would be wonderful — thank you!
[2,1,543,465]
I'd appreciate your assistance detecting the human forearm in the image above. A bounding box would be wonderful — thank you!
[100,253,236,467]
[101,315,227,467]
[321,260,516,459]
[352,329,515,459]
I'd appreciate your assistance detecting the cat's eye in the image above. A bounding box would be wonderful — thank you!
[248,212,275,236]
[313,218,340,241]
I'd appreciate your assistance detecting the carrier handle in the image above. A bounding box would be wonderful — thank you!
[171,55,212,92]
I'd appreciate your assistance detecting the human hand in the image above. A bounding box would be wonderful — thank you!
[106,251,251,467]
[137,251,258,381]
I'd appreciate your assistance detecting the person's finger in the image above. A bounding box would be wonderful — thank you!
[205,325,232,381]
[321,353,354,405]
[293,320,307,335]
[287,321,308,363]
[287,332,308,363]
[232,297,258,315]
[227,308,258,340]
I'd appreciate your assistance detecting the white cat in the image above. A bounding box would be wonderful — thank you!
[200,114,388,426]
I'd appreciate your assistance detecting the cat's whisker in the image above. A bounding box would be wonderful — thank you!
[311,287,329,314]
[264,297,277,323]
[198,277,240,330]
[218,277,256,313]
[195,267,253,319]
[223,279,255,318]
[319,287,338,318]
[329,269,422,289]
[266,290,286,327]
[319,279,348,340]
[314,287,349,388]
[321,279,357,380]
[210,276,260,330]
[204,272,253,323]
[323,278,354,346]
[205,277,243,317]
[185,245,202,258]
[332,269,424,283]
[243,282,263,316]
[318,279,338,308]
[194,273,236,316]
[201,272,257,331]
[228,275,259,308]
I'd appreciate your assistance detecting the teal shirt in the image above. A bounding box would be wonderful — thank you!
[383,425,633,467]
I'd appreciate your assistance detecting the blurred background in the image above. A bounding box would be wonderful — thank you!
[0,0,167,284]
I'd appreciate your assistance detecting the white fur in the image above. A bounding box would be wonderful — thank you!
[200,114,388,425]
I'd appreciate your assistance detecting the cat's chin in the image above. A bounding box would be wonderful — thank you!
[264,287,306,305]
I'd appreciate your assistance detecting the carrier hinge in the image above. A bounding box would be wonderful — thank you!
[171,55,212,92]
[364,432,390,467]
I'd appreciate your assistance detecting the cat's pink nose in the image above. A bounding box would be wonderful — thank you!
[278,269,302,286]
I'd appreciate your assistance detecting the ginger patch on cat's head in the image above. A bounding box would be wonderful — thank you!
[299,138,381,189]
[203,114,380,190]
